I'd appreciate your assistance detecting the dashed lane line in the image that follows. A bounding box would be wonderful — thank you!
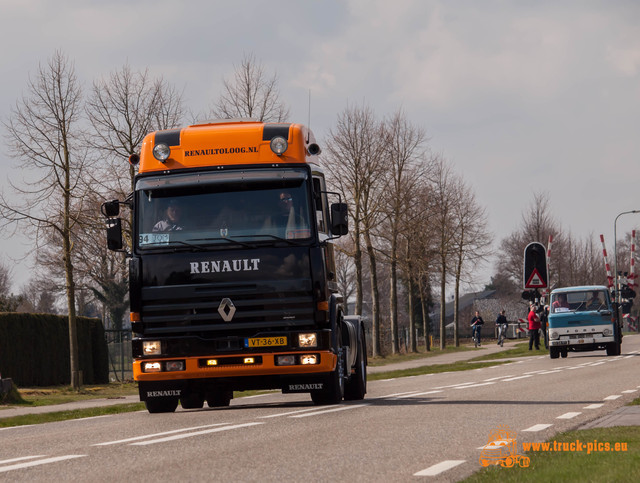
[604,395,622,400]
[289,404,370,418]
[522,424,553,432]
[584,403,605,409]
[0,456,46,465]
[557,412,582,419]
[93,423,232,446]
[130,422,264,446]
[413,460,466,477]
[0,455,86,473]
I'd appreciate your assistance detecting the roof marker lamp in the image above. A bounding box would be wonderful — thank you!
[270,136,288,156]
[153,143,171,162]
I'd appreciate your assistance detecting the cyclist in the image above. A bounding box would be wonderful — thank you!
[471,311,485,347]
[495,309,508,346]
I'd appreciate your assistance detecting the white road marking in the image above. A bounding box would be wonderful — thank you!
[584,404,604,409]
[394,390,443,399]
[380,391,421,398]
[258,406,339,419]
[502,375,533,382]
[0,456,46,465]
[522,424,553,432]
[557,412,581,419]
[433,382,477,389]
[454,382,496,389]
[622,390,638,394]
[590,362,606,366]
[413,460,466,476]
[0,455,86,473]
[290,404,370,418]
[93,423,231,446]
[483,375,515,381]
[604,395,621,400]
[131,422,264,445]
[538,370,563,374]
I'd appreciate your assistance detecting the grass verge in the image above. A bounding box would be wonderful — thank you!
[367,360,510,381]
[470,342,549,362]
[464,424,640,482]
[0,403,146,428]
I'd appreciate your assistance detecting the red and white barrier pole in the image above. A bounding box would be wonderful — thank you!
[600,234,614,289]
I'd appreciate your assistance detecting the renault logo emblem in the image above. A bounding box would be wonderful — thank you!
[218,298,236,322]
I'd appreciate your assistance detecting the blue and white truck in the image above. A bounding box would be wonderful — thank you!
[547,285,622,359]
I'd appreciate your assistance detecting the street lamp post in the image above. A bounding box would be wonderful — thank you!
[614,210,640,304]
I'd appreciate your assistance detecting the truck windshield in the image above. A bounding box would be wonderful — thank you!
[135,171,312,250]
[550,290,608,313]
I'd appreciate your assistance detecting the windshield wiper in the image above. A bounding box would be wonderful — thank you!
[233,234,306,246]
[186,237,254,248]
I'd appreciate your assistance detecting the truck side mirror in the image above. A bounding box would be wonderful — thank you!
[101,200,121,217]
[106,218,124,251]
[330,203,348,236]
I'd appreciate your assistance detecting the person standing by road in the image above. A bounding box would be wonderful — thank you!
[495,309,508,346]
[471,311,485,346]
[528,304,541,350]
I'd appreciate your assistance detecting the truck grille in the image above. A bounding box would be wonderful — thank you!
[139,280,315,336]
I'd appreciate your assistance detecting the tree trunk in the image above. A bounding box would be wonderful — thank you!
[389,232,399,354]
[439,258,447,349]
[364,231,382,357]
[419,275,430,351]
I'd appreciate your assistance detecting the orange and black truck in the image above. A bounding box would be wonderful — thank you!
[102,119,366,413]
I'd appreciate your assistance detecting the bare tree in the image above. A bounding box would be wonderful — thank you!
[380,110,428,354]
[209,53,290,122]
[0,261,22,312]
[0,51,89,389]
[428,156,460,349]
[450,178,492,346]
[323,103,387,356]
[496,191,561,289]
[86,64,185,195]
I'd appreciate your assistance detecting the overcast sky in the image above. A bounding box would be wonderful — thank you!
[1,0,640,293]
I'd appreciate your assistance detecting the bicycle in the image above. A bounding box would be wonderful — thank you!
[472,324,482,347]
[497,323,508,347]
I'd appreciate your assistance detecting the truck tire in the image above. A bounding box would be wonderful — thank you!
[206,390,232,407]
[344,332,366,401]
[145,398,179,413]
[549,347,560,359]
[181,393,205,409]
[606,342,621,356]
[561,349,568,358]
[311,328,345,405]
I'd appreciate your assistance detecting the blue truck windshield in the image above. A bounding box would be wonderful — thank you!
[135,170,312,249]
[550,289,608,313]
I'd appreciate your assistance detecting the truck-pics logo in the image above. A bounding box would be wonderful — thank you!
[479,426,530,468]
[190,258,260,274]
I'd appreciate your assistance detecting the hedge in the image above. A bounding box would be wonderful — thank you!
[0,313,109,386]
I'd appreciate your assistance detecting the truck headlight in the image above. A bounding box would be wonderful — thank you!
[143,340,162,356]
[550,331,559,340]
[298,333,318,348]
[603,328,612,336]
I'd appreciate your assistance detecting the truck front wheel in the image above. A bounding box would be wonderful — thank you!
[344,332,366,401]
[145,398,179,413]
[206,390,232,407]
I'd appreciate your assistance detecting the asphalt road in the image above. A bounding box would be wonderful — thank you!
[2,335,640,482]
